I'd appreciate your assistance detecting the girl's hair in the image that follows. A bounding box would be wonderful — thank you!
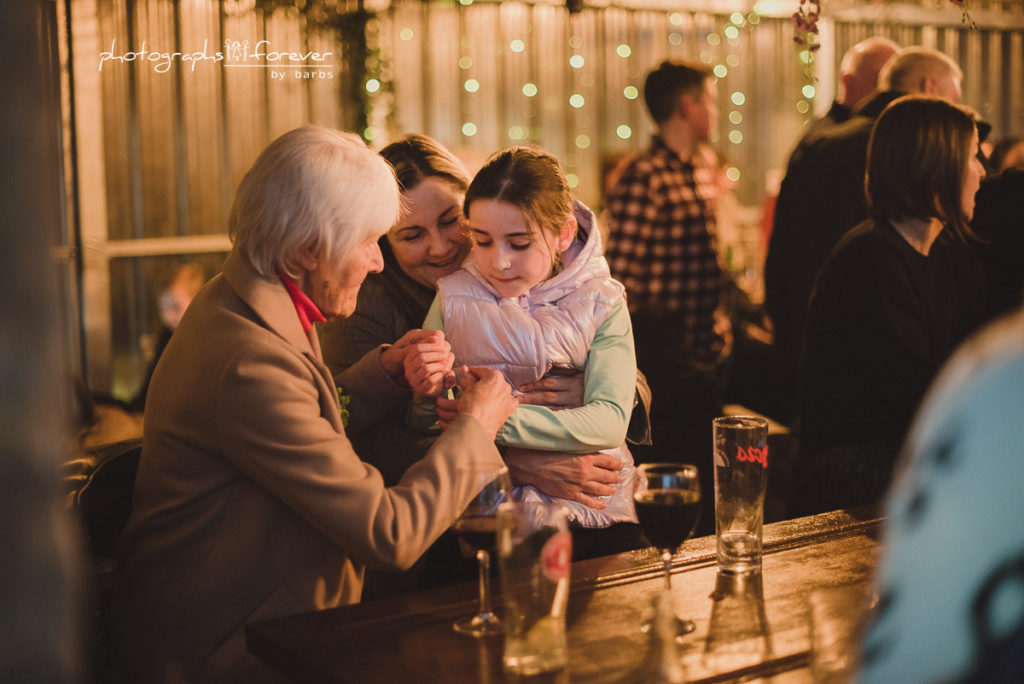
[463,146,573,241]
[230,126,399,278]
[379,133,470,194]
[866,94,980,242]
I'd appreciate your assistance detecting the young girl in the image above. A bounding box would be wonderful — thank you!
[415,146,639,530]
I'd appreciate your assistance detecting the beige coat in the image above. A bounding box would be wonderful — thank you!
[109,251,503,682]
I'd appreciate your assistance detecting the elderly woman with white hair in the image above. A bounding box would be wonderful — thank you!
[107,126,516,682]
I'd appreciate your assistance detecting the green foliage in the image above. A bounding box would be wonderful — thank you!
[337,387,351,427]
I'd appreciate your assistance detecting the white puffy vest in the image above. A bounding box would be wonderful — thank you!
[438,202,637,528]
[438,201,625,391]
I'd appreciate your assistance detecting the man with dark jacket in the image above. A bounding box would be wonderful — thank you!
[794,37,899,156]
[764,47,966,423]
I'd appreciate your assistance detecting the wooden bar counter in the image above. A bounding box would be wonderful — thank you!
[246,507,882,683]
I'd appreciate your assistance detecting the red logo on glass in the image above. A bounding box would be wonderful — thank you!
[737,445,768,468]
[541,531,572,581]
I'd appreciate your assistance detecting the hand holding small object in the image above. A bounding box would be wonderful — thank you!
[380,329,455,396]
[454,366,517,440]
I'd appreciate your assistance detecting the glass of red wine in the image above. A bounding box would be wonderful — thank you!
[633,462,701,636]
[453,466,512,636]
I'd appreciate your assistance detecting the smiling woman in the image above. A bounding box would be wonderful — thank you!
[317,134,474,487]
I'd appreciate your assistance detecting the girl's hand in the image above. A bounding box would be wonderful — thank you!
[435,380,458,428]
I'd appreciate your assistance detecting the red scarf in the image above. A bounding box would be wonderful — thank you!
[277,271,325,332]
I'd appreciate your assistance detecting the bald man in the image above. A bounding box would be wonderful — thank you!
[765,47,975,424]
[801,36,900,145]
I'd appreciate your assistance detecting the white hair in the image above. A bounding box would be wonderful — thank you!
[879,47,962,93]
[229,126,400,278]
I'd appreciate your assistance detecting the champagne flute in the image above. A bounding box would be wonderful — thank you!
[633,463,701,636]
[452,466,512,636]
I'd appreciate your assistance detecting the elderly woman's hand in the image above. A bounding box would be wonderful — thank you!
[454,365,517,440]
[504,448,621,508]
[516,369,585,408]
[380,329,455,396]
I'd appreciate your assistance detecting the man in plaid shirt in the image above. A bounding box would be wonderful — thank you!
[605,61,729,523]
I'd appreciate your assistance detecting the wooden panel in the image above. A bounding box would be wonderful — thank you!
[180,0,227,234]
[134,0,179,240]
[264,7,309,139]
[389,1,425,135]
[222,2,270,198]
[98,0,135,242]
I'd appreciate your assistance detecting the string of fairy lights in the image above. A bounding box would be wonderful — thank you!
[373,2,820,191]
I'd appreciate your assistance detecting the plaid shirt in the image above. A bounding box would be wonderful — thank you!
[605,136,725,363]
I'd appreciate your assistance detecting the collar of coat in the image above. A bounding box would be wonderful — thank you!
[222,249,319,358]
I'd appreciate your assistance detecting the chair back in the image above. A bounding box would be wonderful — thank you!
[68,438,142,558]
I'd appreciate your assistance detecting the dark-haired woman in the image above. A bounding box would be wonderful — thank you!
[793,95,986,516]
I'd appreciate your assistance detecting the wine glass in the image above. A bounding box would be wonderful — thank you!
[452,466,512,636]
[633,462,701,637]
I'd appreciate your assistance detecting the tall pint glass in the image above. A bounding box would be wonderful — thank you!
[713,416,769,574]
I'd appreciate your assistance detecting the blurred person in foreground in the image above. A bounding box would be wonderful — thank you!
[107,126,517,682]
[862,303,1024,683]
[792,95,986,517]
